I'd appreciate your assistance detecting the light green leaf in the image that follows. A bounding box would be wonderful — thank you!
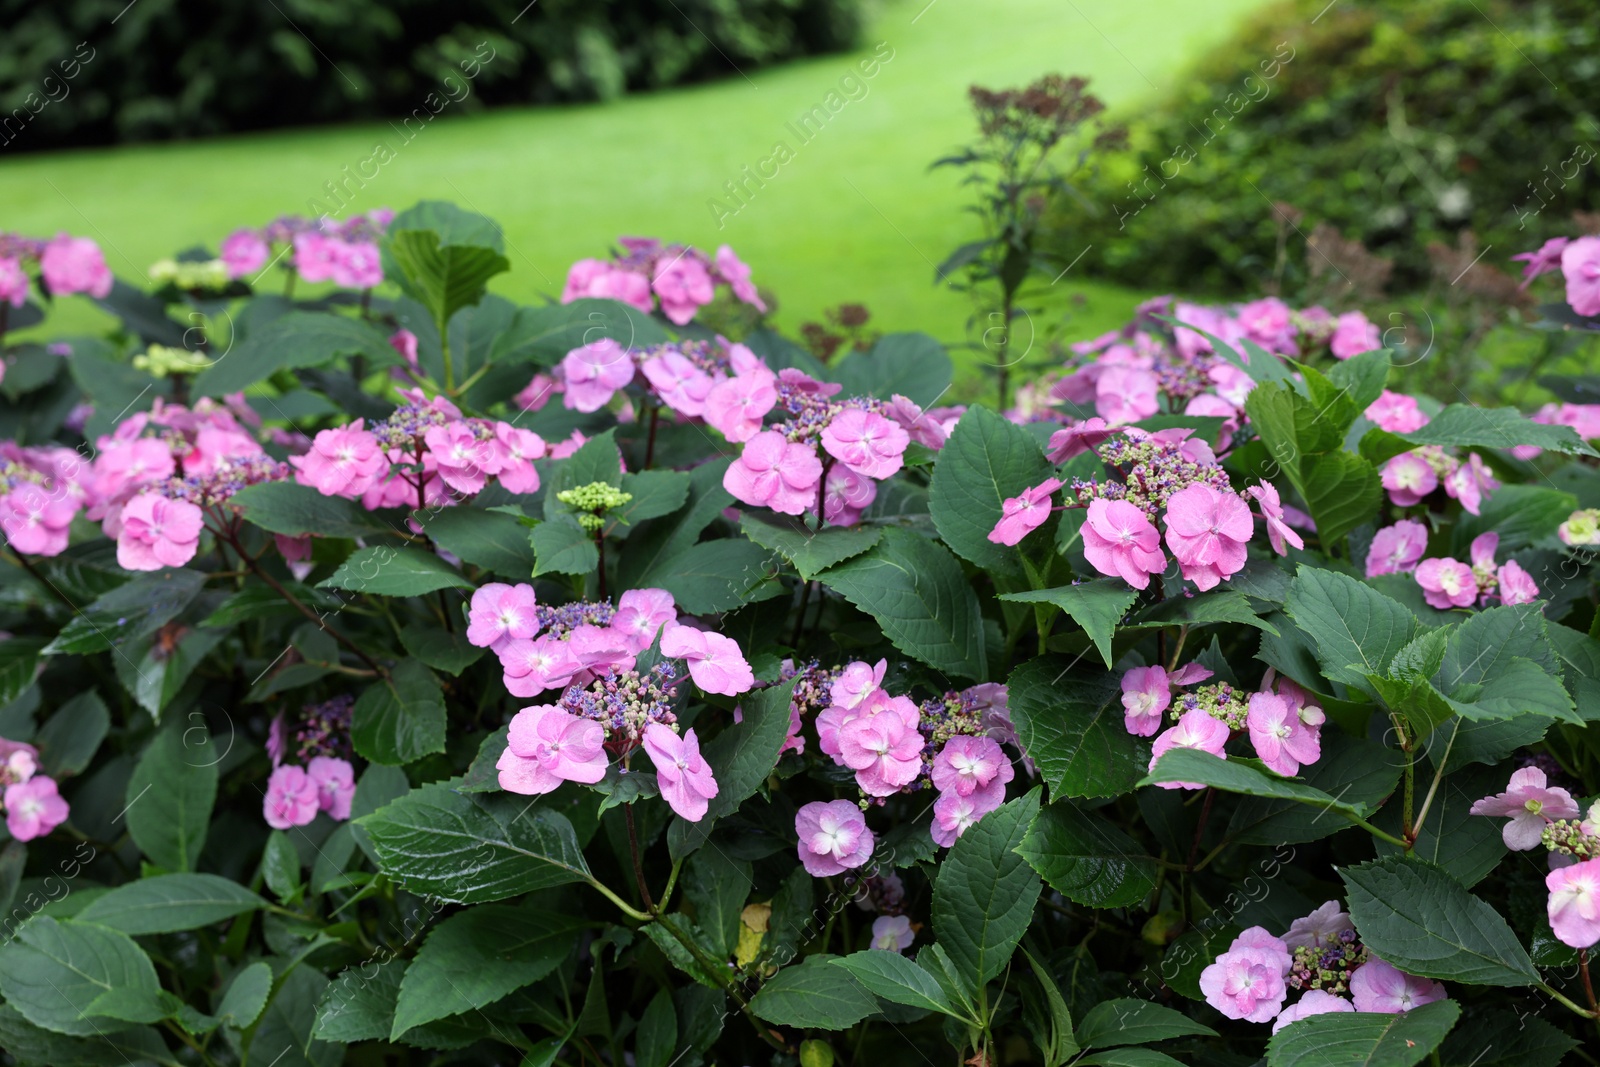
[216,961,273,1029]
[1001,581,1137,668]
[383,201,510,336]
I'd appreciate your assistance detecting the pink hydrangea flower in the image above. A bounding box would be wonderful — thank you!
[331,240,382,289]
[660,622,754,696]
[499,636,582,698]
[1246,482,1304,556]
[794,799,874,877]
[1121,666,1170,737]
[293,233,338,283]
[1365,520,1428,577]
[4,775,69,841]
[931,735,1013,803]
[1247,691,1321,776]
[1081,498,1167,589]
[425,421,496,495]
[1094,365,1161,425]
[715,245,766,310]
[1365,391,1429,434]
[1469,766,1579,850]
[1415,557,1477,609]
[307,756,356,820]
[117,493,203,571]
[643,723,719,821]
[871,915,914,952]
[1513,237,1570,283]
[823,465,877,526]
[1497,559,1539,605]
[1164,484,1252,591]
[1148,709,1230,790]
[1208,362,1256,407]
[641,350,716,418]
[0,485,77,557]
[562,339,635,413]
[988,478,1063,546]
[1560,235,1600,317]
[1329,311,1381,359]
[724,431,823,516]
[40,235,113,298]
[1272,991,1353,1032]
[1443,452,1497,516]
[291,420,387,498]
[498,704,609,795]
[652,256,716,324]
[1546,857,1600,949]
[1199,927,1291,1022]
[1382,452,1437,507]
[467,583,540,652]
[495,425,546,494]
[1238,297,1297,353]
[931,789,1004,847]
[838,700,924,796]
[705,371,778,443]
[220,230,270,278]
[1046,417,1113,462]
[1349,959,1447,1013]
[821,409,910,480]
[263,764,320,829]
[612,588,676,653]
[0,256,30,307]
[831,659,886,711]
[1284,901,1352,950]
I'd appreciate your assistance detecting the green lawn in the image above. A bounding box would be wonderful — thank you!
[0,0,1262,372]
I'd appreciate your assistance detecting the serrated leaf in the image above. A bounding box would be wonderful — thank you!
[1017,802,1158,909]
[125,724,217,872]
[929,404,1054,575]
[194,311,396,395]
[1284,567,1416,695]
[1398,404,1600,458]
[422,507,538,579]
[1267,1000,1461,1067]
[531,514,601,577]
[1142,749,1379,827]
[1075,998,1216,1048]
[0,917,160,1036]
[321,546,473,596]
[216,961,273,1029]
[933,791,1043,990]
[1008,657,1144,799]
[383,201,510,336]
[230,480,392,538]
[833,332,953,409]
[43,569,205,655]
[352,659,447,765]
[749,954,878,1030]
[74,873,264,934]
[1001,581,1137,668]
[0,637,46,706]
[833,951,962,1018]
[741,515,882,581]
[651,537,784,613]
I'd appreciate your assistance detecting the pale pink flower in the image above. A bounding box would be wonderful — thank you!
[332,240,382,289]
[220,230,269,278]
[1365,391,1429,434]
[830,660,886,711]
[117,493,203,571]
[838,701,924,796]
[425,421,496,495]
[1560,235,1600,317]
[1247,691,1321,776]
[821,409,910,480]
[1329,311,1380,359]
[1238,297,1297,353]
[467,583,540,651]
[516,373,562,412]
[652,256,716,324]
[94,438,176,504]
[1046,417,1113,462]
[293,233,338,284]
[871,915,914,952]
[1546,857,1600,949]
[1383,452,1439,507]
[498,704,608,795]
[1208,363,1256,407]
[275,534,314,581]
[931,736,1013,802]
[499,636,582,698]
[705,371,778,443]
[1246,482,1303,556]
[1497,559,1539,605]
[794,799,874,877]
[660,622,754,696]
[1094,365,1161,425]
[931,788,1005,847]
[1365,520,1428,577]
[885,394,949,451]
[1163,485,1252,591]
[263,765,320,829]
[561,258,613,302]
[1199,928,1291,1022]
[1349,958,1447,1013]
[1121,666,1170,737]
[389,328,420,370]
[1148,710,1230,790]
[40,235,113,298]
[724,431,823,516]
[1169,662,1214,686]
[0,485,76,557]
[1415,557,1477,609]
[1272,991,1353,1032]
[567,624,636,678]
[1184,394,1240,439]
[1469,766,1578,850]
[715,245,766,310]
[495,424,545,494]
[641,350,716,418]
[307,756,356,820]
[291,420,387,498]
[1283,901,1352,950]
[0,257,27,308]
[562,339,635,413]
[643,723,719,821]
[1443,452,1497,516]
[612,588,676,653]
[823,465,877,526]
[988,478,1063,546]
[4,775,69,841]
[1513,237,1570,283]
[1081,498,1167,589]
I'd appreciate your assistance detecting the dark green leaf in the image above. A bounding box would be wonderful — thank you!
[126,724,217,872]
[929,404,1054,575]
[0,917,159,1036]
[399,623,484,676]
[0,637,46,707]
[749,954,878,1030]
[321,547,473,596]
[352,659,447,765]
[1266,1000,1461,1067]
[1284,567,1416,695]
[833,332,953,409]
[383,201,511,335]
[1008,658,1145,799]
[43,569,205,655]
[231,480,392,538]
[1399,404,1600,458]
[832,951,961,1017]
[1001,581,1138,668]
[33,690,109,778]
[194,311,396,395]
[74,874,264,934]
[1017,802,1158,909]
[532,514,601,577]
[652,538,784,614]
[1075,998,1216,1048]
[741,516,883,582]
[422,507,538,579]
[933,791,1043,990]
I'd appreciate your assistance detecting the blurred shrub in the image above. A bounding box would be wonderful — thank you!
[1049,0,1600,295]
[0,0,862,149]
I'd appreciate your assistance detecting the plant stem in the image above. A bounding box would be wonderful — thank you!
[645,403,661,469]
[1187,788,1215,870]
[1536,979,1600,1020]
[233,537,386,676]
[1350,817,1409,849]
[624,804,655,911]
[653,910,787,1051]
[1581,950,1600,1021]
[1410,720,1461,840]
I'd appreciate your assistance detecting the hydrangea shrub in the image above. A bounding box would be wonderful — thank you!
[0,201,1596,1066]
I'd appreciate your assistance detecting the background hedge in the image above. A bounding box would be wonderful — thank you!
[0,0,862,150]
